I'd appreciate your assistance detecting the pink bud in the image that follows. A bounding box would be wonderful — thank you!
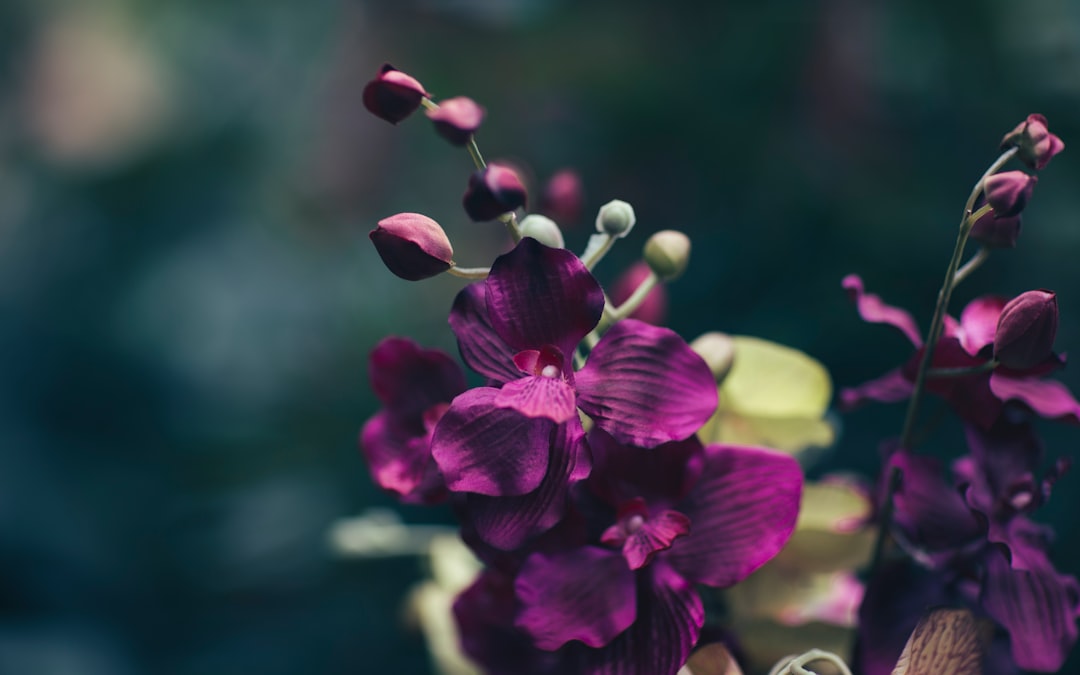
[540,169,585,226]
[462,163,527,222]
[362,64,429,125]
[426,96,485,146]
[983,171,1036,218]
[611,261,667,325]
[993,290,1058,370]
[1000,114,1065,170]
[970,209,1022,249]
[370,213,454,281]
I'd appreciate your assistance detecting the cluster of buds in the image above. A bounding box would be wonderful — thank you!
[843,115,1078,674]
[358,64,810,675]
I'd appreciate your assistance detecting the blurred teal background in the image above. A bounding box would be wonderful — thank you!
[2,1,1080,673]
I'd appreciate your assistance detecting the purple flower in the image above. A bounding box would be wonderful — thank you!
[984,171,1037,218]
[994,290,1058,370]
[540,169,585,227]
[1000,114,1065,171]
[359,337,466,503]
[463,163,528,221]
[431,239,717,548]
[841,276,1080,429]
[362,63,429,125]
[426,96,486,146]
[510,431,802,674]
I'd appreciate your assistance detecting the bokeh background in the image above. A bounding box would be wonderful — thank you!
[3,0,1080,673]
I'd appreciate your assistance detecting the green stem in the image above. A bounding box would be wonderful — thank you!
[447,265,490,280]
[580,234,615,270]
[925,360,998,379]
[953,246,990,286]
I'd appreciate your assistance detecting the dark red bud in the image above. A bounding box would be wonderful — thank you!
[994,290,1058,370]
[1000,114,1065,170]
[983,171,1036,217]
[462,163,527,222]
[540,169,584,226]
[426,96,485,146]
[362,64,429,125]
[370,213,453,280]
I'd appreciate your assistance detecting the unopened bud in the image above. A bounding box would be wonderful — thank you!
[426,96,485,146]
[691,332,736,383]
[595,200,636,238]
[643,230,690,281]
[462,163,527,222]
[370,213,454,281]
[994,290,1058,370]
[540,169,584,226]
[984,171,1036,218]
[611,261,667,325]
[1000,114,1065,171]
[518,214,565,248]
[362,64,429,125]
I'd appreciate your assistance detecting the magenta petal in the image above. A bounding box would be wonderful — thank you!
[990,374,1080,424]
[588,429,705,508]
[516,547,635,650]
[431,388,552,496]
[958,296,1006,357]
[464,418,591,550]
[449,284,522,384]
[485,238,604,354]
[842,274,923,346]
[495,375,578,423]
[580,561,704,675]
[665,445,802,588]
[888,451,983,555]
[369,337,466,421]
[981,547,1080,672]
[360,411,434,499]
[839,368,913,410]
[576,320,717,447]
[622,510,691,570]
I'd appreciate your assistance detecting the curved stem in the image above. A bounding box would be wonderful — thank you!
[580,234,616,270]
[925,360,998,379]
[447,265,490,280]
[953,246,990,286]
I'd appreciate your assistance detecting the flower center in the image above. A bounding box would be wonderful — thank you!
[540,364,560,378]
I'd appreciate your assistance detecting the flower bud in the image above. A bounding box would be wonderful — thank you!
[690,332,736,383]
[540,169,584,226]
[994,290,1058,370]
[1000,114,1064,170]
[595,199,636,238]
[518,214,565,248]
[643,230,690,281]
[970,208,1022,249]
[426,96,485,146]
[370,213,454,281]
[462,163,527,222]
[611,261,667,325]
[983,171,1036,217]
[362,64,429,125]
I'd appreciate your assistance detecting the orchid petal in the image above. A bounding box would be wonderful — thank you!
[888,451,983,556]
[494,375,578,423]
[666,445,802,588]
[369,337,466,421]
[431,388,552,496]
[579,561,704,675]
[621,510,691,570]
[839,368,913,410]
[515,546,636,650]
[486,238,604,354]
[842,274,922,347]
[360,411,437,500]
[577,320,717,447]
[958,296,1007,357]
[449,283,522,384]
[463,418,590,550]
[588,428,704,507]
[990,373,1080,424]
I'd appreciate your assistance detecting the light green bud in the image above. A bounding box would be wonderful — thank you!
[519,214,565,248]
[595,199,636,238]
[690,332,736,383]
[643,230,690,281]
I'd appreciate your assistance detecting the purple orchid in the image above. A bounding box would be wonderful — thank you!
[840,275,1080,429]
[359,337,466,504]
[508,430,802,675]
[431,238,717,549]
[861,424,1078,673]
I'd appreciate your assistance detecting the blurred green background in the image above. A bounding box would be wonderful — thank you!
[3,0,1080,673]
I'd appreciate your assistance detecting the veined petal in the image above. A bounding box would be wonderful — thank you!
[515,546,636,650]
[888,451,984,556]
[494,375,578,423]
[449,283,522,384]
[842,274,922,347]
[464,417,591,550]
[990,374,1080,424]
[588,428,704,508]
[620,510,691,570]
[577,320,717,447]
[958,296,1007,357]
[369,337,466,422]
[360,411,435,500]
[981,547,1080,672]
[665,445,802,588]
[486,238,604,354]
[431,388,553,496]
[579,561,704,675]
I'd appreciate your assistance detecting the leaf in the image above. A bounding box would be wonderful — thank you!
[891,608,982,675]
